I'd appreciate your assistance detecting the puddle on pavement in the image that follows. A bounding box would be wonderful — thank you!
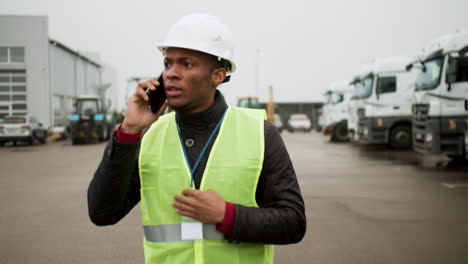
[356,145,468,172]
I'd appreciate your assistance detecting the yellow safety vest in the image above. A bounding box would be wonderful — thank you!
[139,106,274,264]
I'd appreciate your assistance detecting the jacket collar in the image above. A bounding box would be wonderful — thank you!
[175,90,228,130]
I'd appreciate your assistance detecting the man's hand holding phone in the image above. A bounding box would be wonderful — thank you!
[121,78,167,134]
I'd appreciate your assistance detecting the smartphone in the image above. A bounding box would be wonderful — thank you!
[146,74,167,113]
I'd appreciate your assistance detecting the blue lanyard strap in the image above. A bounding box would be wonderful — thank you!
[177,108,228,188]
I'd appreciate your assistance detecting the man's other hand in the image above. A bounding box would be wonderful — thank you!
[173,189,226,224]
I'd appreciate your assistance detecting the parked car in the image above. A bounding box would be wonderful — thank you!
[274,114,283,132]
[0,115,48,146]
[287,114,312,132]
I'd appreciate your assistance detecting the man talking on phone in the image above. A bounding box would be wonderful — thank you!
[87,13,306,264]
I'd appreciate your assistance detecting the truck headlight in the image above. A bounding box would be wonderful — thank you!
[94,114,105,121]
[376,118,384,127]
[363,128,368,136]
[70,114,80,121]
[426,133,433,143]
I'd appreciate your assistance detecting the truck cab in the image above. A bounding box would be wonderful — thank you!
[320,90,333,134]
[325,81,353,142]
[357,56,418,149]
[412,32,468,159]
[237,97,261,109]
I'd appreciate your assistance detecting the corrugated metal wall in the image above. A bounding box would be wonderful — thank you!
[49,43,101,126]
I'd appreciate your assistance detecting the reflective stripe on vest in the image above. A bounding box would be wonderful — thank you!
[144,224,224,242]
[139,107,273,264]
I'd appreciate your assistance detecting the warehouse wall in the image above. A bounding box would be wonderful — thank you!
[0,15,51,127]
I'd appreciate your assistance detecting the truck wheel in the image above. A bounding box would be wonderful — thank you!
[72,138,80,145]
[106,127,112,140]
[389,124,412,149]
[39,135,47,144]
[99,128,108,142]
[331,123,349,142]
[28,135,34,146]
[447,154,467,161]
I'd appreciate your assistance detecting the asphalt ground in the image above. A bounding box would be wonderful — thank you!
[0,132,467,264]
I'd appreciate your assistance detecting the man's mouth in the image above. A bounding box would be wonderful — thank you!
[166,86,183,97]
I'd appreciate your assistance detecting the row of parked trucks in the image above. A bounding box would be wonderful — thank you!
[319,31,468,160]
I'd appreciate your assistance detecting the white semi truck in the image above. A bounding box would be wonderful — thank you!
[411,31,468,159]
[347,63,377,143]
[348,73,367,142]
[320,90,333,134]
[325,81,353,142]
[357,56,418,149]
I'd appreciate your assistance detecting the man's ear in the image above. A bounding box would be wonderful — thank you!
[212,68,227,86]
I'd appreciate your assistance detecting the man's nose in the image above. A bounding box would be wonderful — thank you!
[166,64,180,80]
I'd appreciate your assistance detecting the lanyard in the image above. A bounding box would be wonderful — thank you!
[176,108,227,188]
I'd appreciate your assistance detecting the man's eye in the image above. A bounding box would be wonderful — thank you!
[185,63,193,68]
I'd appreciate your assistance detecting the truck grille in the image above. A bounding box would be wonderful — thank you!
[412,104,429,125]
[412,104,429,149]
[357,108,365,119]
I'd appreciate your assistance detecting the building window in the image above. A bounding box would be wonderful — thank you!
[0,48,7,63]
[12,76,26,83]
[12,95,26,101]
[0,47,25,64]
[0,69,27,116]
[12,104,27,110]
[10,48,25,63]
[12,86,26,92]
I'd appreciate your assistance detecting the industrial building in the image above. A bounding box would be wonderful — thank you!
[260,101,323,129]
[0,15,115,128]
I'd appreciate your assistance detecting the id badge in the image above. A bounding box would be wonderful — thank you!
[181,216,203,240]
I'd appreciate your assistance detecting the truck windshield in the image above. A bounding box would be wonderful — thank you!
[415,56,444,91]
[77,100,98,115]
[351,82,361,100]
[238,98,260,109]
[323,91,333,105]
[351,81,362,100]
[360,75,374,99]
[331,92,344,104]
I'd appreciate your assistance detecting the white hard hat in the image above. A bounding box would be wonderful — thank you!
[158,13,236,74]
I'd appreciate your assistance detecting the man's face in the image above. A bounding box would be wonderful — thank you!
[162,48,222,114]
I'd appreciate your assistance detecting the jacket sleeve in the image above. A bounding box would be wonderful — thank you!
[87,135,142,226]
[230,121,307,244]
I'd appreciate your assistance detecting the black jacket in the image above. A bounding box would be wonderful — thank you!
[87,91,306,244]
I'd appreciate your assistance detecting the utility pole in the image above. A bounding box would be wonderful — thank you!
[267,85,274,122]
[254,48,261,96]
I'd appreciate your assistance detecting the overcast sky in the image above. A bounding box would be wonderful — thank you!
[1,0,468,109]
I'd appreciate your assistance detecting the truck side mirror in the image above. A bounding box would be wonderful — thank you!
[446,56,458,85]
[375,77,380,100]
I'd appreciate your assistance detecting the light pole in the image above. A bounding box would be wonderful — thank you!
[254,48,261,96]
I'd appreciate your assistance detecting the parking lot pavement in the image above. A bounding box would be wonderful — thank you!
[0,133,467,263]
